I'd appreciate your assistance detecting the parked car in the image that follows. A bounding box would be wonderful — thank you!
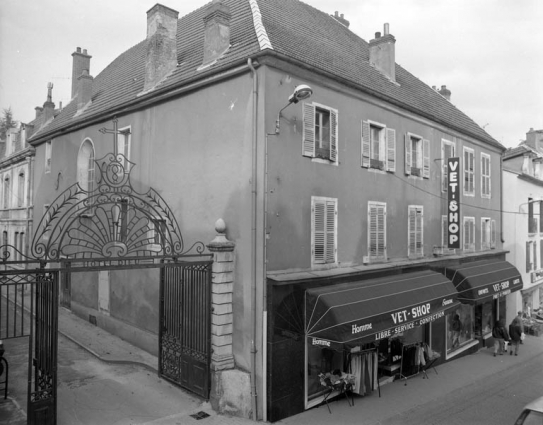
[515,396,543,424]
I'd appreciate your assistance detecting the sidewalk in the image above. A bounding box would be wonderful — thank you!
[2,300,543,424]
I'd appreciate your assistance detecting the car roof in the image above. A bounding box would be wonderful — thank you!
[525,396,543,413]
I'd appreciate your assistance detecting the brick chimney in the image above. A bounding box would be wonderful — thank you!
[438,85,451,101]
[71,47,92,98]
[77,69,94,111]
[35,106,43,120]
[143,4,179,93]
[331,11,350,28]
[369,23,396,82]
[42,82,55,123]
[201,0,231,68]
[525,128,543,153]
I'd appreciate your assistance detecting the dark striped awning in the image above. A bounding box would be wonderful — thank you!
[444,259,523,303]
[305,270,459,344]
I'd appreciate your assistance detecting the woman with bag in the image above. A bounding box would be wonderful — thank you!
[492,318,509,356]
[509,316,523,356]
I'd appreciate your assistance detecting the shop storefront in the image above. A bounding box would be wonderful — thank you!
[443,259,523,351]
[303,270,459,410]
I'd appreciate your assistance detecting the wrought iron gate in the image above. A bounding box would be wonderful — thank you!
[159,261,212,398]
[28,271,58,425]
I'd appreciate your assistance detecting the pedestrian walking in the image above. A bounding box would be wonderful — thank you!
[517,311,525,344]
[509,316,523,356]
[492,318,509,357]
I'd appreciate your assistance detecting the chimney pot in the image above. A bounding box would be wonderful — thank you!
[438,85,452,101]
[369,25,396,82]
[71,47,92,98]
[335,11,339,17]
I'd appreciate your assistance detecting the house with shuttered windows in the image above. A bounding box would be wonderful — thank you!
[24,0,519,421]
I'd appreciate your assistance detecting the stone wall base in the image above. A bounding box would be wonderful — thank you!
[210,369,252,419]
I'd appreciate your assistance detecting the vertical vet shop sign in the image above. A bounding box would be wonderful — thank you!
[448,157,461,249]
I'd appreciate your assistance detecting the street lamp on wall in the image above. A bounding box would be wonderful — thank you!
[273,85,313,135]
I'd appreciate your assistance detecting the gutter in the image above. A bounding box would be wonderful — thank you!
[501,153,505,243]
[247,57,258,422]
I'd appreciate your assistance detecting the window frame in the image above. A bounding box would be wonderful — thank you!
[405,133,430,178]
[481,152,491,198]
[463,147,475,196]
[117,126,132,173]
[77,139,96,215]
[45,140,52,174]
[311,196,338,266]
[368,201,387,260]
[361,120,396,172]
[463,216,475,252]
[408,205,424,258]
[17,172,25,208]
[3,176,10,209]
[303,102,338,164]
[441,139,456,192]
[481,217,491,250]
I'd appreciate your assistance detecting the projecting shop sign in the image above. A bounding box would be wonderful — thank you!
[448,157,460,249]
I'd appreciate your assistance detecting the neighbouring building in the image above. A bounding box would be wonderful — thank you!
[503,128,543,322]
[25,0,523,422]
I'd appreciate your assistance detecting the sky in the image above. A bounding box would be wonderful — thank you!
[1,0,542,149]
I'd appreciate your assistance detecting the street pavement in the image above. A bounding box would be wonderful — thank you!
[1,303,542,424]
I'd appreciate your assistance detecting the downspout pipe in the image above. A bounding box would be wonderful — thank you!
[247,57,258,421]
[500,153,505,243]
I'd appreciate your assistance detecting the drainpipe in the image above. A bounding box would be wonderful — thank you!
[500,154,504,243]
[247,57,258,421]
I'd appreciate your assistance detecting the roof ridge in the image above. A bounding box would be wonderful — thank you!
[249,0,272,51]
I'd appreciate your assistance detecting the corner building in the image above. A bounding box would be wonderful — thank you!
[25,0,522,422]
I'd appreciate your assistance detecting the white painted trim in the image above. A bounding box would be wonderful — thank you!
[249,0,273,50]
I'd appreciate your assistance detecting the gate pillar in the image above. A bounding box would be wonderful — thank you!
[207,219,251,418]
[207,219,235,371]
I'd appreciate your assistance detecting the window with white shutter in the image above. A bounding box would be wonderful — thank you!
[481,153,491,198]
[311,197,337,265]
[361,121,395,172]
[303,103,338,163]
[368,201,387,260]
[408,206,423,257]
[117,127,132,173]
[441,139,456,192]
[481,218,491,250]
[490,219,496,249]
[463,216,475,251]
[463,147,475,196]
[404,133,429,178]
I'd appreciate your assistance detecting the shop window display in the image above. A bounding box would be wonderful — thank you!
[474,302,493,337]
[447,304,474,352]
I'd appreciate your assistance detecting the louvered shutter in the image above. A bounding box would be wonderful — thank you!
[313,201,325,263]
[405,134,411,175]
[329,110,338,162]
[464,220,470,250]
[386,128,396,172]
[377,204,386,258]
[408,207,416,255]
[303,103,316,157]
[416,208,423,255]
[526,241,531,272]
[361,121,370,168]
[540,240,543,269]
[490,219,496,248]
[422,139,430,178]
[325,201,336,262]
[534,241,538,271]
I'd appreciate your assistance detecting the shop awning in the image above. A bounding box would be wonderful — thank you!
[444,259,523,303]
[305,270,459,344]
